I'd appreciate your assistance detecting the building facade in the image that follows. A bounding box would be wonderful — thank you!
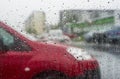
[60,10,114,25]
[25,11,46,35]
[114,10,120,26]
[59,10,114,34]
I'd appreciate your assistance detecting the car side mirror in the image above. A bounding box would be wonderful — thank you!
[0,38,9,53]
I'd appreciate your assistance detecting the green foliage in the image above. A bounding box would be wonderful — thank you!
[72,36,84,42]
[26,28,37,34]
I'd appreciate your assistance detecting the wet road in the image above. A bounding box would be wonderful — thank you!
[72,42,120,79]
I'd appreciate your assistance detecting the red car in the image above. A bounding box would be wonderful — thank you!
[0,22,100,79]
[64,33,77,39]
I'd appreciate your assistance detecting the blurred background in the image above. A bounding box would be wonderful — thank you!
[0,0,120,79]
[23,10,120,45]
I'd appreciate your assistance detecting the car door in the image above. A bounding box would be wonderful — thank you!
[0,51,23,79]
[0,27,32,79]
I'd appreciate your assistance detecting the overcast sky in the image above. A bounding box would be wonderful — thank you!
[0,0,120,29]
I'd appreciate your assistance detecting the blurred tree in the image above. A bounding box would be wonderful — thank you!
[26,28,37,35]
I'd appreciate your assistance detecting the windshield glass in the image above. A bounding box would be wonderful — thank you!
[0,0,120,79]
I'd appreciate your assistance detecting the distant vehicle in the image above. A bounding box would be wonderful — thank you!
[64,33,77,39]
[93,32,107,44]
[83,31,97,42]
[104,26,120,44]
[84,27,112,43]
[0,22,100,79]
[92,28,112,44]
[39,29,71,44]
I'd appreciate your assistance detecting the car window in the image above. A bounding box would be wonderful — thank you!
[0,27,31,51]
[0,27,14,46]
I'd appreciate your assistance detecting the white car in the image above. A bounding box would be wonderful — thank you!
[39,29,71,44]
[83,31,97,42]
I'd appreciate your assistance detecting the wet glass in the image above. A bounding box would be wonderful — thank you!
[0,0,120,79]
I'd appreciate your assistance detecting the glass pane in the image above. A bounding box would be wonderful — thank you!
[0,27,14,46]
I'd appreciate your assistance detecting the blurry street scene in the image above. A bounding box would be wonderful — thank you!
[60,10,120,79]
[0,0,120,79]
[23,10,120,79]
[62,10,120,79]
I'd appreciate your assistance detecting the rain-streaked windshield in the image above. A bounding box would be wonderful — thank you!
[0,0,120,79]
